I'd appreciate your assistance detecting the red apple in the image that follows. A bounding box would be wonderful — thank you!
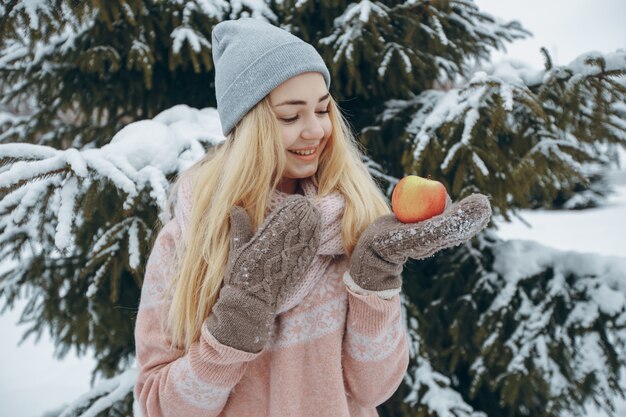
[392,175,448,223]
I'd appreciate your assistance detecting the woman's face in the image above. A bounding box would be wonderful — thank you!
[269,72,332,193]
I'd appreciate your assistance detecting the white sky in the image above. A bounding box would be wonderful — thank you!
[474,0,626,68]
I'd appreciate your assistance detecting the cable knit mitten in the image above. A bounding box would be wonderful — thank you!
[349,193,492,293]
[206,195,321,353]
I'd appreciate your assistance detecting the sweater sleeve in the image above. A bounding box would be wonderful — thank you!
[134,218,261,417]
[341,272,410,409]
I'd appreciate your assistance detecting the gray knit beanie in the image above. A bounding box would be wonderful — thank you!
[211,18,332,136]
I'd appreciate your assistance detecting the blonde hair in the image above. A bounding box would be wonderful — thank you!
[160,94,391,351]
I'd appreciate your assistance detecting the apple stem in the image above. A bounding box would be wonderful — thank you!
[427,174,432,180]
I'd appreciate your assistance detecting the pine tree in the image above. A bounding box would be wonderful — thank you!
[1,1,625,416]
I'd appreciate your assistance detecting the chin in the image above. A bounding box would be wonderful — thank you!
[287,172,315,180]
[286,166,318,179]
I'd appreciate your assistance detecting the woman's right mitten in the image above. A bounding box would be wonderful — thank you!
[206,195,321,353]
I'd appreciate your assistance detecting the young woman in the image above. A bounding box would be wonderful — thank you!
[134,18,491,417]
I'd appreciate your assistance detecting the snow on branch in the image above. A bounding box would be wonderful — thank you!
[446,0,530,48]
[362,154,399,196]
[406,74,536,170]
[320,1,392,64]
[0,105,223,251]
[392,48,625,216]
[473,239,626,413]
[489,239,626,325]
[489,49,626,89]
[407,49,626,164]
[171,26,211,54]
[3,0,57,31]
[405,358,487,417]
[403,305,487,417]
[53,368,138,417]
[0,104,225,308]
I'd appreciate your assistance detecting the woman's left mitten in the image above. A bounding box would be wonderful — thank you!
[349,193,492,292]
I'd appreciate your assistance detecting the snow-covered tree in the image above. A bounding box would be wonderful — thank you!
[1,1,625,416]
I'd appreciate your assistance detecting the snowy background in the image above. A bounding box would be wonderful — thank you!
[1,1,626,416]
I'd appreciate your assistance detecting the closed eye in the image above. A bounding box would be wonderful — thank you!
[281,109,330,124]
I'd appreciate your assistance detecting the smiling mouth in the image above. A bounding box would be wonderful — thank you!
[288,148,317,156]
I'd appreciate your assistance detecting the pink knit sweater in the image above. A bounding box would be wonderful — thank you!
[134,177,410,417]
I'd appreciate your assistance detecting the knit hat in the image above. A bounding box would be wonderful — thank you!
[211,18,332,136]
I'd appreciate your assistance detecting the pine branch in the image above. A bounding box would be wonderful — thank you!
[403,234,626,417]
[369,48,626,218]
[403,298,488,417]
[52,367,138,417]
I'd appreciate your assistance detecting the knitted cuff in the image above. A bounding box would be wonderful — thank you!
[343,271,401,300]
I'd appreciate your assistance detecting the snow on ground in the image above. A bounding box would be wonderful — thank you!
[495,148,626,258]
[0,297,97,417]
[495,184,626,258]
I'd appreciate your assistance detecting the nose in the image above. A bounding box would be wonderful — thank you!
[302,115,325,140]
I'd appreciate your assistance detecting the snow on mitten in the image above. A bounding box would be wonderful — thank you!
[206,195,321,353]
[349,193,492,293]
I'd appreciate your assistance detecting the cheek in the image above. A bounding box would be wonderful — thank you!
[321,121,333,146]
[323,118,333,134]
[280,126,300,148]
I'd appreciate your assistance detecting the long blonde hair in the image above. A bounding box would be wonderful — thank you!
[161,94,390,351]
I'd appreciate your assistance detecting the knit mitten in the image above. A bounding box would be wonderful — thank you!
[349,193,492,293]
[206,195,321,353]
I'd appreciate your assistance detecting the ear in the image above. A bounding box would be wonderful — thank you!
[229,206,254,253]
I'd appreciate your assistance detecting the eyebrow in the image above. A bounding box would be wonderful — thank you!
[274,93,330,107]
